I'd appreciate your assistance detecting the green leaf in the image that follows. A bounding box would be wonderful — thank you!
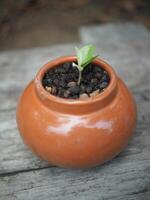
[81,55,98,68]
[75,45,97,69]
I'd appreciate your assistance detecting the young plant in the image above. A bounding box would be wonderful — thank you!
[73,44,98,85]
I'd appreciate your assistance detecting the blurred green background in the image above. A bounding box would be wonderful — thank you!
[0,0,149,51]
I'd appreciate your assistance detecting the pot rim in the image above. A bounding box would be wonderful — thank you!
[34,56,118,114]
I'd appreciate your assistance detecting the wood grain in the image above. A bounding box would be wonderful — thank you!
[0,24,150,200]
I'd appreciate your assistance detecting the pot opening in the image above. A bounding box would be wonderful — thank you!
[42,60,110,100]
[35,56,118,114]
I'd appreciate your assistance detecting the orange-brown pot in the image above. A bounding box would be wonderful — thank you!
[16,56,137,169]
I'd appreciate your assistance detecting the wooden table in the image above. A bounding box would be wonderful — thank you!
[0,23,150,200]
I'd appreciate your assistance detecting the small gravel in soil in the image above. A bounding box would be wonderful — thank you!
[42,62,110,99]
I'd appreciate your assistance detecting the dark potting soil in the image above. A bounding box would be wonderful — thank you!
[42,62,110,99]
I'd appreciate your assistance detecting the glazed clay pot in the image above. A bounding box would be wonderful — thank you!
[16,56,137,169]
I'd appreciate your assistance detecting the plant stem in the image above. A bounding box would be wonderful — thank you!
[77,70,82,85]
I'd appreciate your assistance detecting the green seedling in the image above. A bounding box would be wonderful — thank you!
[73,44,98,85]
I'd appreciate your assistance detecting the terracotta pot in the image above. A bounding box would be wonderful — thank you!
[16,56,137,169]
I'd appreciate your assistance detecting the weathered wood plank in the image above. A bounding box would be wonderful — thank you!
[0,159,149,200]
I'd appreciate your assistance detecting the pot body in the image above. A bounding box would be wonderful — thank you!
[16,57,137,169]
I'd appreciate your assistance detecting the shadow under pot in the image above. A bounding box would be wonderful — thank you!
[16,56,137,169]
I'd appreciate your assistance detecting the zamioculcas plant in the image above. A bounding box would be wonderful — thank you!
[73,44,98,85]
